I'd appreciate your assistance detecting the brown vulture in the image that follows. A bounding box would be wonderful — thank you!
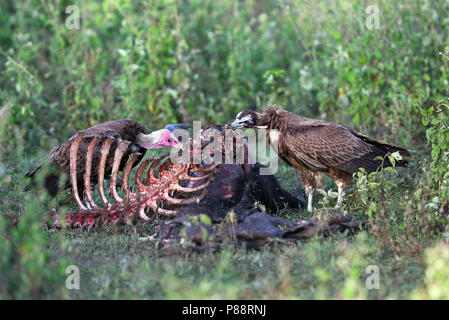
[231,107,411,212]
[26,119,190,197]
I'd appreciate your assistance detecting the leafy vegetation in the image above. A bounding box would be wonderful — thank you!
[1,0,449,299]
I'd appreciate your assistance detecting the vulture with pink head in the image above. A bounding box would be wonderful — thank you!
[26,119,190,197]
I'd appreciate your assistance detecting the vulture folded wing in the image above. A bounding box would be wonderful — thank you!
[350,131,411,158]
[76,128,121,140]
[279,124,391,174]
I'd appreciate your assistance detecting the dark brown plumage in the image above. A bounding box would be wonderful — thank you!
[231,107,411,212]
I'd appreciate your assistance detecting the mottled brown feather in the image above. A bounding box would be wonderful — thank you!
[258,107,410,175]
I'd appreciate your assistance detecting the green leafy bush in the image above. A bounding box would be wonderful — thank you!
[1,0,449,157]
[421,97,449,215]
[0,171,69,299]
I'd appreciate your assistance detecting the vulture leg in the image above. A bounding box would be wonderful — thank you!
[305,171,327,212]
[298,170,322,213]
[335,181,346,209]
[329,169,352,210]
[306,188,314,213]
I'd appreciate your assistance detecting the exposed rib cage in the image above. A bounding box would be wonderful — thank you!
[63,131,217,229]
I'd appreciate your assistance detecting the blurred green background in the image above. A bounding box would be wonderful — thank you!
[1,0,448,154]
[1,0,449,299]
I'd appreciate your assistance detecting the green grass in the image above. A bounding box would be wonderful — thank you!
[50,230,427,300]
[1,153,447,299]
[1,0,449,299]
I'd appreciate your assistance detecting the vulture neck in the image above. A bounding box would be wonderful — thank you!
[256,109,281,130]
[135,130,163,149]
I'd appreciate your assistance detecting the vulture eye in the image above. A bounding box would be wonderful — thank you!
[168,137,174,143]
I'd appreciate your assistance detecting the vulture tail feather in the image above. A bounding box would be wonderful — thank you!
[352,131,411,158]
[337,144,409,174]
[25,165,42,178]
[25,164,64,197]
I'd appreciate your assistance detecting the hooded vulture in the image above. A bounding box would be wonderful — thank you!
[26,119,190,197]
[231,107,411,212]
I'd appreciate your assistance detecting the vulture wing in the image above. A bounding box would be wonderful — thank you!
[74,119,146,141]
[349,131,411,158]
[279,123,408,174]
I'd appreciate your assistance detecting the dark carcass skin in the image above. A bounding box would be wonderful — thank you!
[158,211,361,255]
[156,162,363,254]
[182,163,305,220]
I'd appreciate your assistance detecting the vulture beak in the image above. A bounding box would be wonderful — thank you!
[137,123,192,149]
[165,123,192,132]
[165,123,192,146]
[231,119,243,130]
